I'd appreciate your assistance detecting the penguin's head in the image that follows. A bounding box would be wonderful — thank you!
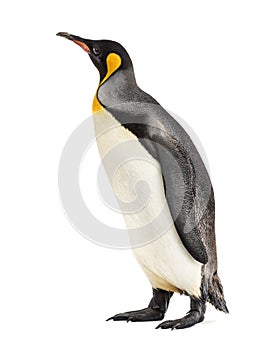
[57,32,133,82]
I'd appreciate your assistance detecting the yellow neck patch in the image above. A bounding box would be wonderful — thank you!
[92,53,122,113]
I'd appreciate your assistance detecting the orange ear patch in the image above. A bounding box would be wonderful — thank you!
[101,53,122,85]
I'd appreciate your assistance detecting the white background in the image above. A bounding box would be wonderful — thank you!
[1,1,269,349]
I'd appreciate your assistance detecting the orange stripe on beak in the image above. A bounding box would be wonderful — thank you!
[73,40,90,53]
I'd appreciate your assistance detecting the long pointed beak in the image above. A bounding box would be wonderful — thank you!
[56,32,90,53]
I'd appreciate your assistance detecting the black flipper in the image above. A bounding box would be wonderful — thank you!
[148,125,209,264]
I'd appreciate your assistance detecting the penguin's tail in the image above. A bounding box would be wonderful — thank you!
[208,272,229,313]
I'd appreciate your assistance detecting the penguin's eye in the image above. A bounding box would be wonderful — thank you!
[93,46,101,56]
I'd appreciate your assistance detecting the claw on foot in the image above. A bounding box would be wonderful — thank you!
[156,310,204,330]
[107,307,164,322]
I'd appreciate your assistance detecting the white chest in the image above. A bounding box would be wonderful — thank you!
[93,109,202,297]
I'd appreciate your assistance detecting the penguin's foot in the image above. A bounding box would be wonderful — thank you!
[107,288,172,323]
[156,310,204,329]
[156,297,206,330]
[107,307,164,322]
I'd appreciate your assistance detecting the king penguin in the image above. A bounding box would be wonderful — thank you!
[57,32,228,329]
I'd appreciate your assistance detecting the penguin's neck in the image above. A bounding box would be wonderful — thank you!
[95,67,138,110]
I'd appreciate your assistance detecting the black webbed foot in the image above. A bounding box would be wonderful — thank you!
[107,307,164,322]
[156,298,206,330]
[107,288,173,323]
[156,310,204,329]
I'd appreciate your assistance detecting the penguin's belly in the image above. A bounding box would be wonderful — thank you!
[93,109,202,298]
